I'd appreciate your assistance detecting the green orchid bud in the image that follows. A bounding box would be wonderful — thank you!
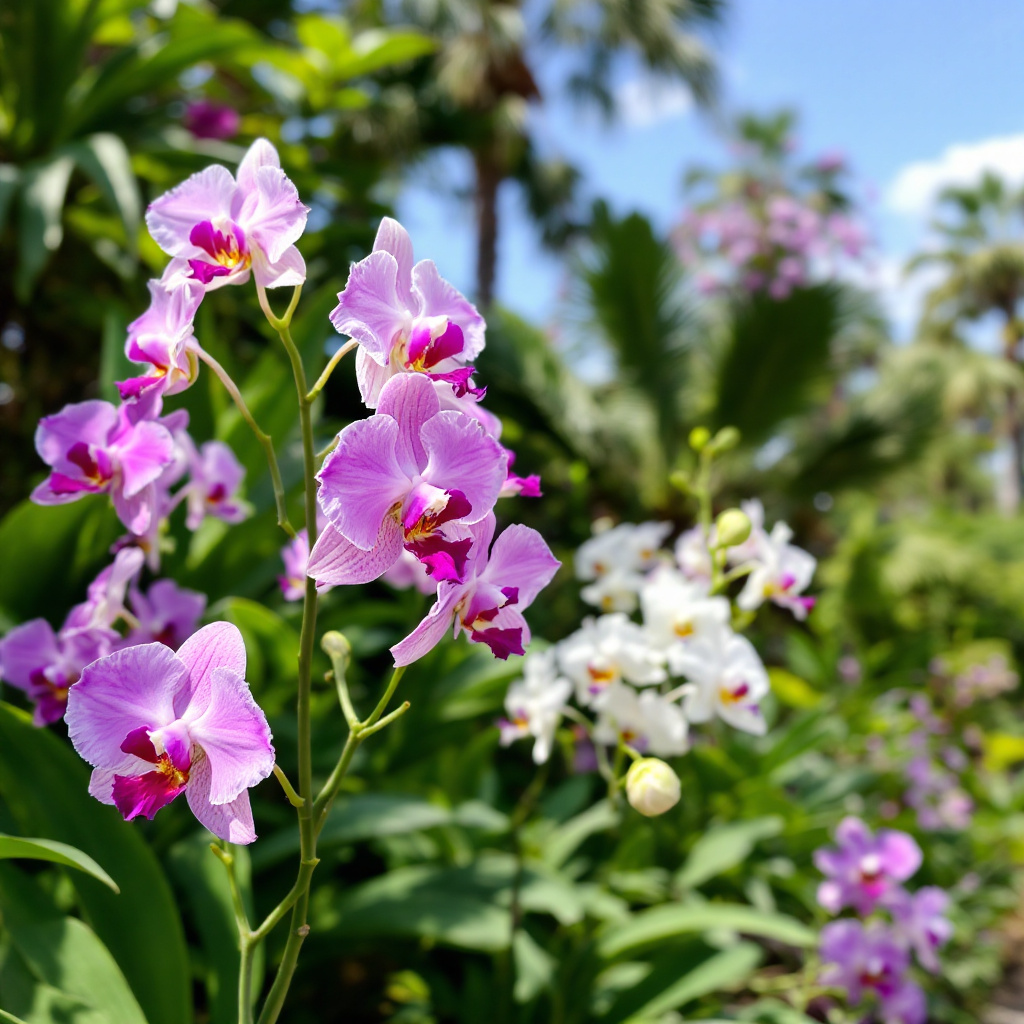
[709,426,740,452]
[689,426,711,451]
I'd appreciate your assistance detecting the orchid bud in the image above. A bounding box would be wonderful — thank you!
[625,758,681,817]
[715,508,752,549]
[689,426,711,451]
[709,426,740,452]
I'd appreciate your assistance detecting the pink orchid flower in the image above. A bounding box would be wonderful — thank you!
[146,139,308,290]
[308,374,507,587]
[330,217,486,407]
[117,265,204,404]
[32,400,177,535]
[391,512,560,666]
[66,622,274,844]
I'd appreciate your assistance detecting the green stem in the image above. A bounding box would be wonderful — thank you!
[252,284,321,1024]
[272,764,305,808]
[195,346,295,538]
[307,339,358,402]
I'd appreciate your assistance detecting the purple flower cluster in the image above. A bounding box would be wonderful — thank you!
[674,149,867,300]
[29,139,307,563]
[296,218,559,663]
[816,817,952,1024]
[0,548,205,725]
[902,696,974,832]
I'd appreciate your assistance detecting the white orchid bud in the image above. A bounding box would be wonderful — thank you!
[625,757,681,817]
[715,508,752,549]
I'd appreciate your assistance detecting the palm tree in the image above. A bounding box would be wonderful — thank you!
[353,0,724,306]
[909,172,1024,512]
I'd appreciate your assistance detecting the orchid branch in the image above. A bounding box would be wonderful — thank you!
[195,346,295,539]
[307,339,358,403]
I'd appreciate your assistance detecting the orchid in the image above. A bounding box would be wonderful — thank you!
[391,512,560,665]
[117,268,204,404]
[575,521,672,613]
[32,399,177,535]
[66,622,274,844]
[888,886,953,973]
[330,217,486,407]
[820,920,925,1024]
[308,374,507,587]
[593,686,688,757]
[179,436,251,530]
[498,649,572,764]
[735,518,816,620]
[814,817,923,915]
[558,614,667,708]
[639,568,731,673]
[126,578,207,650]
[146,138,308,290]
[671,623,770,734]
[0,619,116,726]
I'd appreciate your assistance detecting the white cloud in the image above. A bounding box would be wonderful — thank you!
[885,134,1024,216]
[615,77,693,129]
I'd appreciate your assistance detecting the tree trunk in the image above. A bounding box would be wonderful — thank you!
[1000,311,1023,515]
[474,149,502,309]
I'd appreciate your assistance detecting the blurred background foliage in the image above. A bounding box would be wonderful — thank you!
[2,1,1024,1023]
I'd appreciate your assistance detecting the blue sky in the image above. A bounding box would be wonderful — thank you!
[397,0,1024,335]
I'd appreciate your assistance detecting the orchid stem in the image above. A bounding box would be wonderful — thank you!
[196,346,295,539]
[307,339,357,403]
[253,284,321,1024]
[272,764,305,808]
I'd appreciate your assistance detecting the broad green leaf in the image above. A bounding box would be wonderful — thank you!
[251,794,496,870]
[677,817,784,889]
[768,668,822,709]
[0,834,118,892]
[596,902,816,960]
[343,30,436,78]
[0,498,123,622]
[99,304,133,404]
[984,732,1024,773]
[0,863,148,1024]
[15,155,74,299]
[65,133,141,252]
[601,942,763,1023]
[712,284,840,444]
[320,863,511,953]
[541,800,620,869]
[167,835,261,1024]
[513,930,555,1003]
[0,703,192,1024]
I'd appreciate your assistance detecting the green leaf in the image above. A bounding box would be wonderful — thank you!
[596,902,816,960]
[0,498,123,622]
[0,1010,32,1024]
[541,800,620,869]
[677,817,784,889]
[15,155,74,299]
[98,304,133,404]
[320,863,511,953]
[342,29,436,78]
[0,862,148,1024]
[513,930,555,1003]
[0,834,118,892]
[712,285,840,444]
[0,703,192,1024]
[251,794,492,871]
[167,834,261,1024]
[65,133,141,253]
[601,942,763,1023]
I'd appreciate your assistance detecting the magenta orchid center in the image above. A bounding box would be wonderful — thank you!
[188,220,251,284]
[112,722,193,821]
[64,443,113,488]
[720,681,751,704]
